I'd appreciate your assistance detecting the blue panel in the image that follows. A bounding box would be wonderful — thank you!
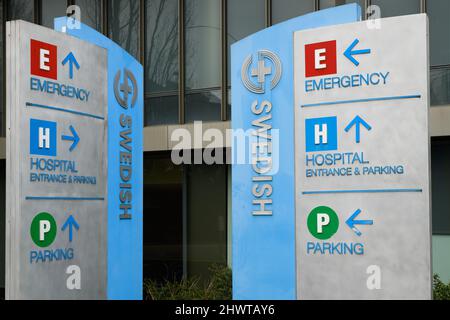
[231,4,361,300]
[30,118,57,156]
[305,116,338,152]
[54,18,143,300]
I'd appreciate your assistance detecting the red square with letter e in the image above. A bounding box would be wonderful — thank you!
[305,40,337,77]
[30,39,57,80]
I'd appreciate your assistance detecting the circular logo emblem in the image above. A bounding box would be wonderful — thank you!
[241,49,282,94]
[114,68,138,109]
[30,212,57,247]
[307,206,339,240]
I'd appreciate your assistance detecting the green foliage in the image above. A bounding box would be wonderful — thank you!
[433,274,450,300]
[146,269,449,300]
[144,264,232,300]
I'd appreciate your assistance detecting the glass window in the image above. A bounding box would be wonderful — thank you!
[429,0,450,67]
[145,0,179,126]
[320,0,364,16]
[227,0,265,119]
[431,139,450,235]
[145,0,178,93]
[74,0,103,32]
[371,0,420,17]
[185,0,221,90]
[0,160,4,292]
[228,0,265,49]
[41,0,68,28]
[145,95,179,125]
[186,163,227,279]
[185,0,221,122]
[185,90,221,123]
[143,153,183,282]
[271,0,315,25]
[7,0,34,22]
[428,0,450,106]
[0,1,3,137]
[108,0,140,60]
[431,67,450,106]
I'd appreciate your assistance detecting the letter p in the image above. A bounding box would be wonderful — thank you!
[317,213,330,234]
[39,220,51,241]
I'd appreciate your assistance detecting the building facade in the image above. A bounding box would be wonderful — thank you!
[0,0,449,296]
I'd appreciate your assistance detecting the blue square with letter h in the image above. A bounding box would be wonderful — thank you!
[30,118,57,156]
[305,116,337,152]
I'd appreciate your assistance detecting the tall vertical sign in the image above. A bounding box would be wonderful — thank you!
[6,17,143,300]
[231,4,361,299]
[6,20,108,299]
[294,14,431,299]
[54,17,143,300]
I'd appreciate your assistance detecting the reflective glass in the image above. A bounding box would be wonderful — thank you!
[272,0,315,24]
[8,0,34,22]
[185,90,221,123]
[371,0,420,17]
[145,95,179,125]
[108,0,140,60]
[41,0,67,28]
[185,0,221,90]
[75,0,103,31]
[145,0,179,93]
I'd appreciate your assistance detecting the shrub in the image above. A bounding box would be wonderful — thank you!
[433,274,450,300]
[144,264,232,300]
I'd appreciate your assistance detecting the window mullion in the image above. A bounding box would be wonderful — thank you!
[178,0,185,124]
[221,0,227,121]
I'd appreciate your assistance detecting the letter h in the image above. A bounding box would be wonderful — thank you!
[39,127,51,149]
[314,123,327,145]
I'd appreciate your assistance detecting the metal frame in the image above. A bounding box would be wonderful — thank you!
[102,0,108,35]
[314,0,320,11]
[139,0,144,65]
[1,0,5,137]
[220,0,227,121]
[178,0,185,124]
[265,0,272,27]
[34,0,41,24]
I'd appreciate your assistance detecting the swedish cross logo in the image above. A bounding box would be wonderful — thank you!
[241,50,282,94]
[114,68,138,109]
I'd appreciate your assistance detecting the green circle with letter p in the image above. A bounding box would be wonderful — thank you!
[307,206,339,240]
[30,212,57,247]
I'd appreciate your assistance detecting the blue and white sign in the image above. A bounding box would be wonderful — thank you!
[6,19,108,299]
[55,17,143,300]
[231,4,361,300]
[6,16,142,300]
[294,14,431,299]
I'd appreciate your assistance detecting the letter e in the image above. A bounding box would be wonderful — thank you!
[40,49,50,71]
[314,48,327,69]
